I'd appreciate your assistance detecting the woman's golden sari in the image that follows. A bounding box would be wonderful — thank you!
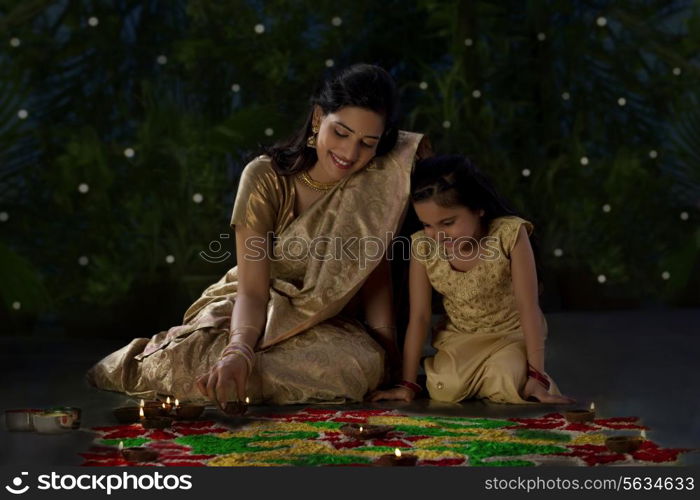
[86,131,425,404]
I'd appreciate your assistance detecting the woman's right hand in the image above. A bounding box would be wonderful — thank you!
[196,354,249,411]
[368,386,414,402]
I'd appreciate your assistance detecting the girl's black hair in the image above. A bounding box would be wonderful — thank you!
[411,155,544,291]
[411,155,519,225]
[265,63,400,175]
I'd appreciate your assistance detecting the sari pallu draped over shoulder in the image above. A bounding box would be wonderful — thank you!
[87,131,425,404]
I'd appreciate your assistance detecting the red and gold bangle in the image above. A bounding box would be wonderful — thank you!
[396,380,422,394]
[527,364,550,391]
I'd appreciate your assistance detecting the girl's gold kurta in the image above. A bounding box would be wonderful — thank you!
[411,216,561,404]
[87,131,426,405]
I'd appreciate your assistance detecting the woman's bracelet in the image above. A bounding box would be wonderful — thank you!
[221,342,255,361]
[396,380,422,394]
[219,343,255,375]
[229,325,261,339]
[527,364,550,391]
[220,344,254,359]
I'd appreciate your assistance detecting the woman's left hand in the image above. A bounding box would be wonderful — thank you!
[368,386,414,402]
[523,376,576,404]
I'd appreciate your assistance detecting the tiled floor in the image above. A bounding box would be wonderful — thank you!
[1,308,698,465]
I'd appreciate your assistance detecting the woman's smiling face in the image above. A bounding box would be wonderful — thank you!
[310,105,385,182]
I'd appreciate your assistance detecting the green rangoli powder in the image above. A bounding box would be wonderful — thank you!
[515,429,571,442]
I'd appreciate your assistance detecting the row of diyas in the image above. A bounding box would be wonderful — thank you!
[113,396,251,426]
[565,402,648,453]
[115,396,252,462]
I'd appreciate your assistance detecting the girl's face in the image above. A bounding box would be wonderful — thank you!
[312,106,385,182]
[413,199,485,253]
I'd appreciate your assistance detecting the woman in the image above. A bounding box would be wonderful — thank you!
[86,64,430,408]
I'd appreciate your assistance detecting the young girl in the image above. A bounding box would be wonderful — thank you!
[371,155,574,404]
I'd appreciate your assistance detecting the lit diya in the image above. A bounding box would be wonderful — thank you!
[340,423,394,440]
[118,441,159,462]
[113,400,162,423]
[141,399,168,417]
[223,396,250,416]
[564,402,596,423]
[138,407,172,429]
[162,396,174,411]
[606,429,645,454]
[173,399,205,420]
[375,448,418,467]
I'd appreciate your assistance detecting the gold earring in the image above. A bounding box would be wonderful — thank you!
[307,123,320,148]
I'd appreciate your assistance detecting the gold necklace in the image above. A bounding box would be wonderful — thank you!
[297,170,338,191]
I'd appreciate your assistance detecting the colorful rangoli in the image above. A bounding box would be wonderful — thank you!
[81,408,693,466]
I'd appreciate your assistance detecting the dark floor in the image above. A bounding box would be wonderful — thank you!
[1,308,699,466]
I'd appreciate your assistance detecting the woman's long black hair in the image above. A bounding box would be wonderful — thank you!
[265,63,400,175]
[411,155,544,291]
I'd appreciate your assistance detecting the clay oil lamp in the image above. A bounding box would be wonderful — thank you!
[173,399,205,420]
[564,402,596,423]
[224,396,250,416]
[340,423,394,440]
[375,448,418,467]
[119,441,159,462]
[139,406,172,430]
[605,429,645,454]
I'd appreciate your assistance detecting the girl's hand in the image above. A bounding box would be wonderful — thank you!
[196,354,249,411]
[523,376,576,404]
[368,386,414,402]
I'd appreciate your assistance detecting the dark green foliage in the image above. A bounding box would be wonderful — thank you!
[1,0,698,334]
